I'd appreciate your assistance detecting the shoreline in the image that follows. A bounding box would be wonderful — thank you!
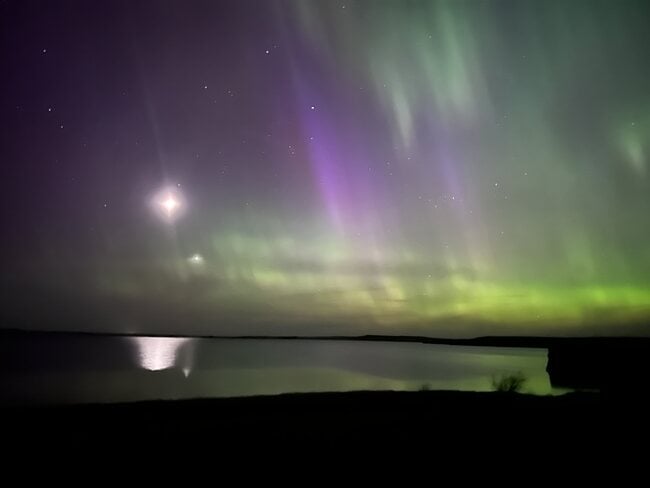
[3,327,650,349]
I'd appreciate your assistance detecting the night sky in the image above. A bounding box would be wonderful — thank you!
[2,0,650,337]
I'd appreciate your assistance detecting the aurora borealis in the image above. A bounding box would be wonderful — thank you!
[2,0,650,337]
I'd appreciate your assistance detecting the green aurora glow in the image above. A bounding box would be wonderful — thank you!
[2,0,649,336]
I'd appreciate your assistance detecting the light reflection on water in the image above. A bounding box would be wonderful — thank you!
[131,337,193,374]
[0,336,565,405]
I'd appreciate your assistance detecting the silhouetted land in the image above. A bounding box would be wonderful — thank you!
[2,390,649,457]
[2,329,650,459]
[4,327,650,350]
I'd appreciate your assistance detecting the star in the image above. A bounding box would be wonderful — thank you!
[151,186,185,222]
[160,194,179,215]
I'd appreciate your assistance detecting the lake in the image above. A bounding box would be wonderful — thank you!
[0,334,563,405]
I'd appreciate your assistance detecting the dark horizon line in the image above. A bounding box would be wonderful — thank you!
[2,326,650,349]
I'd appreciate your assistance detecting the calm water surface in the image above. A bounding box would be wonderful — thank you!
[0,335,563,405]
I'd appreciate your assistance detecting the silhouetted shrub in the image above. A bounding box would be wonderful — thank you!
[492,372,526,393]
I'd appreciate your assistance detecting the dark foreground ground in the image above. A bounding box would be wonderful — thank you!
[3,390,649,459]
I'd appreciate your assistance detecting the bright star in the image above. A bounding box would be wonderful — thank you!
[160,194,179,215]
[151,186,186,222]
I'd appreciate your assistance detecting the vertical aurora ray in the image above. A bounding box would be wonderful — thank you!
[2,0,650,336]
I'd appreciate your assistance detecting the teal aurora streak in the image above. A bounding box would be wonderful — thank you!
[2,0,650,337]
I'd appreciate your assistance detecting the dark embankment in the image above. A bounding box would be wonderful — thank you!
[545,338,650,390]
[2,390,649,454]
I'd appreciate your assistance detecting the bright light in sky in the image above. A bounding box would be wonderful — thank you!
[6,2,650,339]
[160,194,179,215]
[150,186,186,222]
